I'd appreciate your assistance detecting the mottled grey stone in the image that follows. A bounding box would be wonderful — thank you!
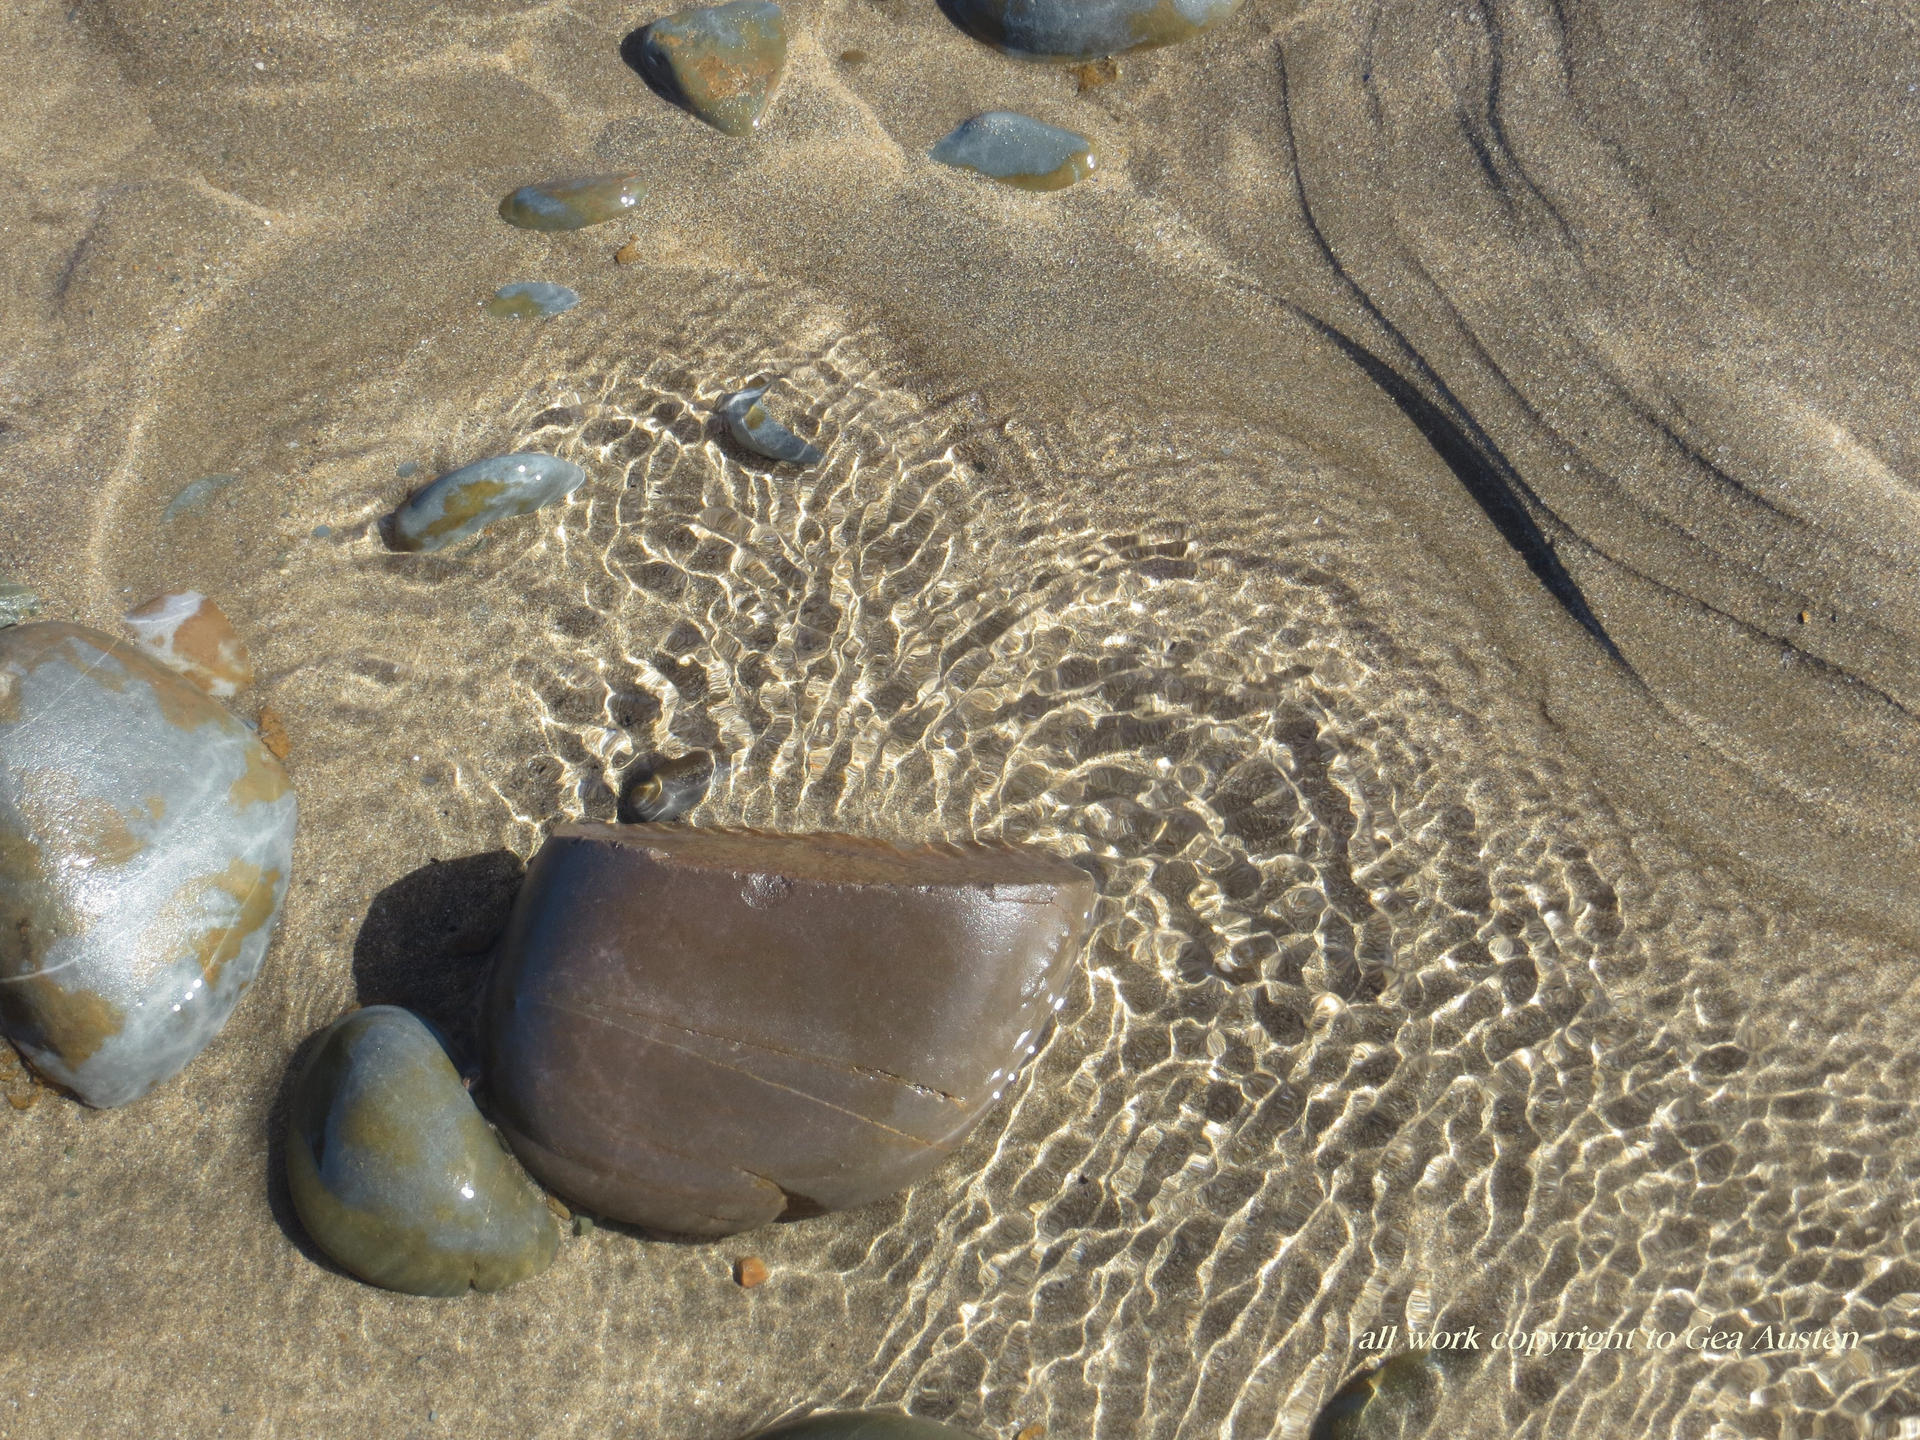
[484,282,580,319]
[931,111,1097,191]
[631,1,790,137]
[483,825,1096,1237]
[937,0,1244,59]
[388,452,588,553]
[720,387,823,464]
[0,623,297,1107]
[498,174,646,231]
[287,1006,561,1296]
[0,582,41,629]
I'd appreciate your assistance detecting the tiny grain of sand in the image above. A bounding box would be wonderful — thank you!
[4,0,1920,1437]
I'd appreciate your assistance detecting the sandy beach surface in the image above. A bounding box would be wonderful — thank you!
[4,0,1919,1435]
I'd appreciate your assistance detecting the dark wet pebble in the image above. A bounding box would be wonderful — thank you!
[484,282,580,319]
[938,0,1244,58]
[931,111,1097,191]
[0,581,41,628]
[618,751,720,823]
[388,453,587,553]
[396,460,419,479]
[0,623,296,1107]
[630,0,789,137]
[720,387,823,464]
[746,1416,984,1439]
[287,1006,560,1296]
[499,174,646,232]
[1309,1351,1444,1439]
[162,472,238,522]
[483,825,1096,1237]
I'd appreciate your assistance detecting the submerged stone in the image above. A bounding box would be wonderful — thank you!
[161,472,238,523]
[748,1417,983,1439]
[937,0,1244,59]
[931,111,1097,192]
[498,174,646,232]
[388,453,588,554]
[720,387,823,464]
[287,1006,561,1296]
[1309,1352,1444,1440]
[0,623,296,1107]
[483,825,1096,1237]
[618,751,720,823]
[123,590,253,698]
[630,1,790,137]
[0,582,41,629]
[483,282,581,319]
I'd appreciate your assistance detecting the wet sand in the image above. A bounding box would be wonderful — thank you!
[3,0,1918,1435]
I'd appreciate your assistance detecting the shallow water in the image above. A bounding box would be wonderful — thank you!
[4,0,1919,1436]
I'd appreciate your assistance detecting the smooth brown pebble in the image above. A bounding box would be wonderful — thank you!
[735,1255,770,1288]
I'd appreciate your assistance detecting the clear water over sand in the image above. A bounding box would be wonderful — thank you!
[4,0,1918,1435]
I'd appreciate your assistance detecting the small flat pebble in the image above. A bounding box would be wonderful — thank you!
[0,623,296,1107]
[632,1,790,136]
[396,460,419,479]
[733,1255,769,1288]
[122,591,253,698]
[746,1416,983,1439]
[720,387,823,464]
[499,174,646,232]
[931,112,1096,192]
[484,282,580,319]
[0,581,41,629]
[287,1006,561,1296]
[615,237,645,265]
[938,0,1244,58]
[388,453,588,553]
[618,751,719,823]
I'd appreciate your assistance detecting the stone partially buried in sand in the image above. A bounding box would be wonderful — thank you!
[483,825,1096,1237]
[632,1,790,137]
[0,623,296,1107]
[122,590,253,698]
[388,452,588,553]
[287,1006,561,1297]
[747,1417,983,1439]
[498,174,646,231]
[483,282,580,319]
[931,112,1097,192]
[938,0,1243,59]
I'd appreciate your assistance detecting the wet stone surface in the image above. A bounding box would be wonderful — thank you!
[388,452,588,554]
[746,1416,984,1439]
[629,0,790,137]
[930,111,1097,192]
[720,386,823,464]
[936,0,1245,59]
[483,282,581,319]
[498,174,646,231]
[483,825,1096,1237]
[122,590,254,698]
[0,623,296,1107]
[286,1005,561,1296]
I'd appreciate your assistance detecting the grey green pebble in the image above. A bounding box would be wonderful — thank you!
[483,282,580,319]
[287,1005,561,1297]
[720,387,823,464]
[498,174,646,232]
[746,1416,982,1439]
[388,452,587,553]
[938,0,1244,59]
[931,111,1097,191]
[162,472,238,522]
[633,0,790,137]
[0,581,41,628]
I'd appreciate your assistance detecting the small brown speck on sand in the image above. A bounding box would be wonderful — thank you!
[1072,59,1117,93]
[256,704,291,759]
[615,237,645,265]
[734,1255,769,1288]
[1015,1424,1046,1440]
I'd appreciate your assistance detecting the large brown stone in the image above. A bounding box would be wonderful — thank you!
[481,824,1095,1237]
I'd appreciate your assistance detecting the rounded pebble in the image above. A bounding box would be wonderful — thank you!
[499,174,646,232]
[630,1,790,137]
[746,1416,983,1439]
[483,282,581,319]
[720,387,823,464]
[0,581,42,629]
[287,1005,561,1296]
[618,751,719,823]
[0,623,296,1107]
[930,112,1097,192]
[388,452,588,554]
[122,590,254,698]
[937,0,1244,59]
